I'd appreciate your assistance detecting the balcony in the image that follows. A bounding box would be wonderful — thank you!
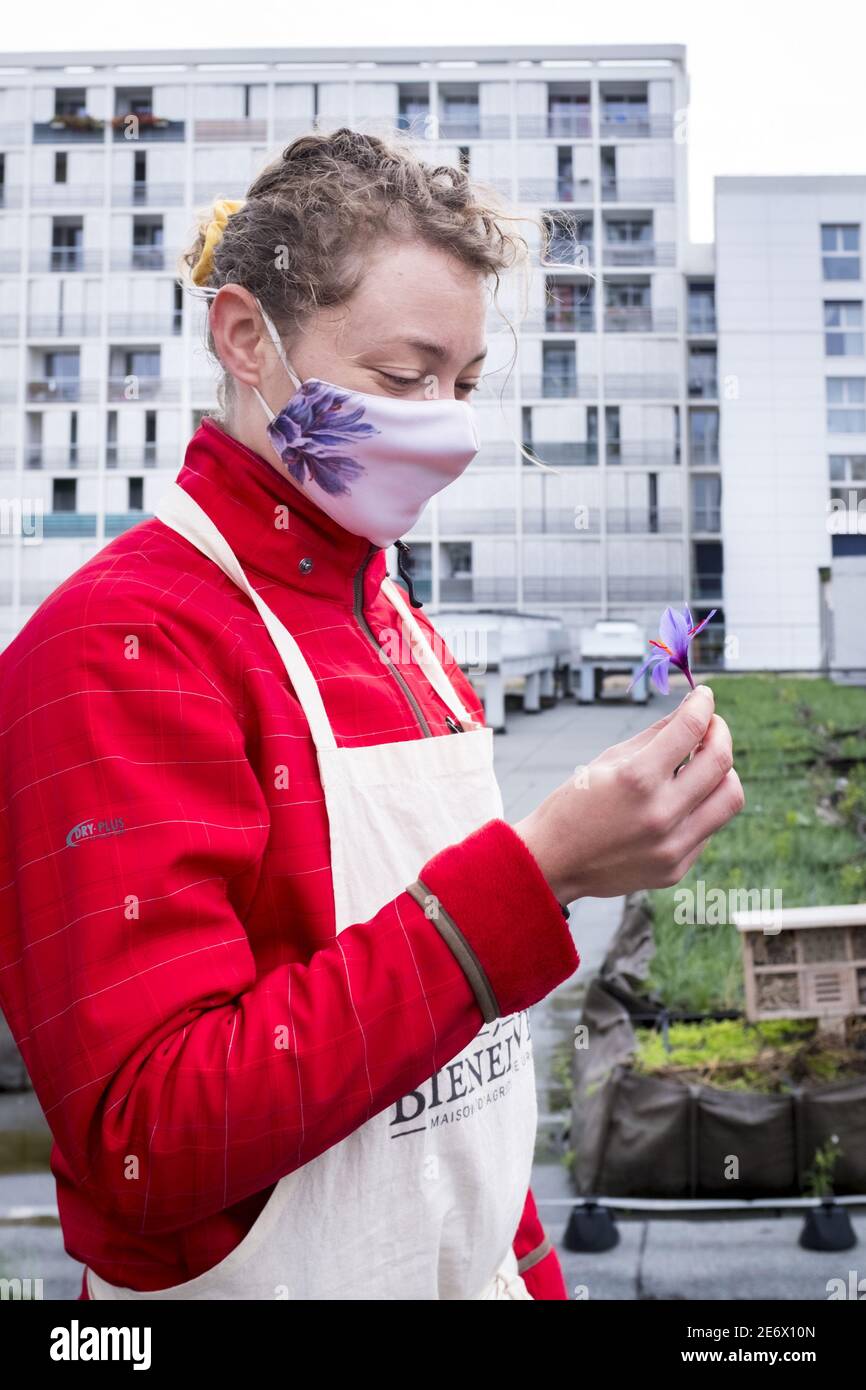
[606,507,683,534]
[518,177,593,203]
[692,508,722,534]
[600,179,675,204]
[31,184,105,206]
[599,111,673,139]
[193,118,267,142]
[523,441,598,466]
[605,374,680,398]
[693,572,724,599]
[111,118,185,142]
[25,446,99,469]
[521,373,599,399]
[106,511,150,535]
[522,507,601,534]
[602,241,676,267]
[29,248,103,273]
[111,183,186,207]
[541,238,594,269]
[106,446,177,470]
[609,574,684,601]
[0,447,16,469]
[0,187,24,209]
[517,110,592,140]
[603,305,678,333]
[607,442,680,466]
[524,577,602,602]
[108,313,182,336]
[688,371,718,400]
[440,576,517,603]
[42,512,98,537]
[689,442,720,466]
[688,306,717,334]
[33,117,104,143]
[27,314,101,337]
[27,378,98,403]
[111,248,169,272]
[107,377,181,403]
[437,508,516,534]
[435,113,510,139]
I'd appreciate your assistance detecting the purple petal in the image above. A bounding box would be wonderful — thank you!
[658,607,690,663]
[628,653,666,693]
[651,659,671,694]
[688,608,718,638]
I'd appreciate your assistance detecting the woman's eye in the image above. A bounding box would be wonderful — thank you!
[458,382,481,395]
[380,372,418,387]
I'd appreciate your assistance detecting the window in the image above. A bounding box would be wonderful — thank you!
[54,89,87,118]
[52,477,76,512]
[826,377,866,432]
[542,341,576,397]
[54,151,67,184]
[821,224,861,281]
[688,284,716,334]
[692,474,722,532]
[824,301,864,355]
[128,477,144,511]
[689,408,720,465]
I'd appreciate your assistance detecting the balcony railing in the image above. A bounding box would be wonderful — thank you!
[516,111,592,140]
[111,120,185,142]
[605,373,680,398]
[688,307,717,334]
[435,113,510,139]
[0,123,25,145]
[193,118,267,142]
[689,442,721,466]
[0,187,24,208]
[599,112,674,139]
[27,314,101,337]
[603,306,678,333]
[524,577,602,602]
[600,179,675,203]
[31,184,105,206]
[29,248,103,273]
[106,511,150,535]
[609,574,684,601]
[523,442,598,466]
[522,507,601,534]
[440,577,517,603]
[692,508,722,533]
[108,314,183,336]
[606,507,683,534]
[33,120,104,143]
[106,446,177,470]
[688,373,718,399]
[107,377,181,402]
[0,447,16,469]
[110,248,170,271]
[473,444,518,466]
[541,239,595,268]
[518,177,594,203]
[27,378,98,403]
[602,241,676,267]
[521,373,599,399]
[111,183,186,206]
[25,446,100,469]
[42,512,98,536]
[437,508,516,534]
[607,442,680,466]
[693,572,724,599]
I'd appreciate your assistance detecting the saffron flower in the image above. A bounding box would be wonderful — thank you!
[630,606,717,694]
[267,380,378,496]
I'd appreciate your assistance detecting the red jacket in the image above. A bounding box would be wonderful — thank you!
[0,416,578,1300]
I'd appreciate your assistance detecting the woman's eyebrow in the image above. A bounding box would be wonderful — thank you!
[393,337,488,365]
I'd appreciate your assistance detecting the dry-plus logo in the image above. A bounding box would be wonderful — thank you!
[65,816,125,848]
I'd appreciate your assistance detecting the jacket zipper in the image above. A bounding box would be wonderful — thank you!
[353,544,433,738]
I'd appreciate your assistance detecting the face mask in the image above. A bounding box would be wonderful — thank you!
[249,301,481,548]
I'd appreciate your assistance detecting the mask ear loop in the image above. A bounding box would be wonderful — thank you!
[251,303,304,424]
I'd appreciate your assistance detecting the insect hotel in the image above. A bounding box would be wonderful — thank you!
[734,903,866,1034]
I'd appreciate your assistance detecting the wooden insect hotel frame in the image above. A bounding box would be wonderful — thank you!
[734,903,866,1024]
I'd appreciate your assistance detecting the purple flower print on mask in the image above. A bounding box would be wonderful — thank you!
[266,380,379,496]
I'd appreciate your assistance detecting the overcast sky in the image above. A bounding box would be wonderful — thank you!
[2,0,864,243]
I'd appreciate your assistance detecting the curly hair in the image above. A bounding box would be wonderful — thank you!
[179,125,539,421]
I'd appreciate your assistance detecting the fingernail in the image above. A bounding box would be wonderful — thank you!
[693,685,714,700]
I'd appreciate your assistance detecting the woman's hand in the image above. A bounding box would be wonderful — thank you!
[512,686,745,903]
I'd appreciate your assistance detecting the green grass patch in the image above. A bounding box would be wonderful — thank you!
[646,675,866,1013]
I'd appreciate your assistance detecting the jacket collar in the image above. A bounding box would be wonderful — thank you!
[176,416,385,607]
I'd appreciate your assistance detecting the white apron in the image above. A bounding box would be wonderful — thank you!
[85,481,537,1302]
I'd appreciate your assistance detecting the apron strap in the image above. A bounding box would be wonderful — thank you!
[380,576,474,727]
[153,482,338,754]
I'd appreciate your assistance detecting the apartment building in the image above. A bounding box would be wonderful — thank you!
[716,175,866,677]
[0,43,717,660]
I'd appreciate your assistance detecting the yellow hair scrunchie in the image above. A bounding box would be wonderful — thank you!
[190,197,245,286]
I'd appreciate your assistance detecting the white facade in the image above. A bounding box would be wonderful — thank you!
[716,176,866,674]
[0,44,718,661]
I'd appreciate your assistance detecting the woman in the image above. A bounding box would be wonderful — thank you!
[0,129,742,1301]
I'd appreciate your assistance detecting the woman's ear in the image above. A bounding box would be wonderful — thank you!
[208,285,269,390]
